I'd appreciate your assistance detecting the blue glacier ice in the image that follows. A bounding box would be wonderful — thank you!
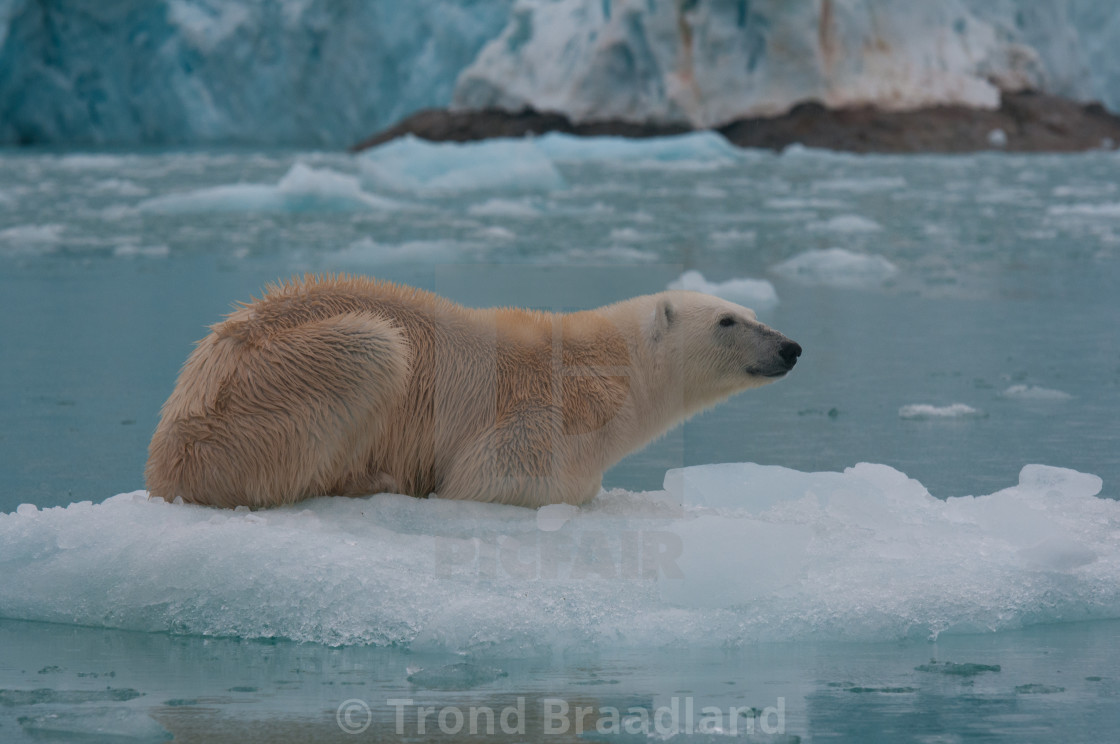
[2,0,1120,146]
[0,0,513,146]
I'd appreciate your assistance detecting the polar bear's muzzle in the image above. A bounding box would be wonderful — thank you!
[752,334,802,378]
[773,338,802,375]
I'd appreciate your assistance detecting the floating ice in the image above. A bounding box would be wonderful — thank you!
[1,462,1116,652]
[1001,384,1073,401]
[359,135,565,193]
[16,707,171,742]
[812,214,884,233]
[771,248,898,288]
[708,229,757,247]
[474,225,517,241]
[112,244,171,259]
[608,227,644,243]
[0,224,64,256]
[765,197,849,210]
[899,403,984,419]
[329,238,477,266]
[1047,203,1120,218]
[667,271,779,311]
[91,178,149,197]
[467,198,542,218]
[533,132,743,167]
[549,245,656,263]
[406,662,508,690]
[138,163,406,213]
[812,177,908,194]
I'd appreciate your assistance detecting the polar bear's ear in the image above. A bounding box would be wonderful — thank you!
[649,298,675,342]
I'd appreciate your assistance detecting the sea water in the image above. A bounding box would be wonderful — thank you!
[1,137,1119,741]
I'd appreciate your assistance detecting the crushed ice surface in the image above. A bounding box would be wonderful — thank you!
[138,162,407,213]
[1,463,1116,652]
[771,247,899,288]
[667,270,779,311]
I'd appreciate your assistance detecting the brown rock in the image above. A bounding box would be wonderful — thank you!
[350,92,1120,154]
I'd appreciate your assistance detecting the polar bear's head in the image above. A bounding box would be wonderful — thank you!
[648,290,801,411]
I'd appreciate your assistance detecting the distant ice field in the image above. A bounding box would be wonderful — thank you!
[1,133,1118,548]
[2,133,1120,744]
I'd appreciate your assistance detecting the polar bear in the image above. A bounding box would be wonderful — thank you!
[146,275,800,508]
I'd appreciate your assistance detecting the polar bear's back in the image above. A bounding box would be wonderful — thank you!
[146,275,439,507]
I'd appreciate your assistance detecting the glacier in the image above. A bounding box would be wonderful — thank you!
[0,0,513,146]
[2,0,1120,146]
[455,0,1104,127]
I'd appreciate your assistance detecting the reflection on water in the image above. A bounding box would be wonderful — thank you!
[1,618,1118,743]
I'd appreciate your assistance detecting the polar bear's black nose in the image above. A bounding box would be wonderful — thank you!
[779,340,802,369]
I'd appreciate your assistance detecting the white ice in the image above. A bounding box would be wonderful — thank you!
[899,403,984,419]
[771,248,898,288]
[1047,203,1120,218]
[467,198,542,218]
[811,215,884,233]
[667,270,779,311]
[1,462,1116,653]
[453,0,1103,128]
[0,224,64,256]
[328,238,479,266]
[1001,384,1073,401]
[139,163,408,213]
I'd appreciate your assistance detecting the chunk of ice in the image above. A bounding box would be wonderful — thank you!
[139,163,406,213]
[771,248,898,288]
[898,403,983,420]
[667,270,779,311]
[534,132,743,166]
[360,135,565,193]
[1000,384,1073,401]
[811,215,883,233]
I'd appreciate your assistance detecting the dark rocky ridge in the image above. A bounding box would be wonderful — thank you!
[351,92,1120,154]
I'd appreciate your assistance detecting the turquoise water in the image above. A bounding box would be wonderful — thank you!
[1,141,1119,740]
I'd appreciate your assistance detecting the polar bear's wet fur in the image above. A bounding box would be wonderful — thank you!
[146,275,801,508]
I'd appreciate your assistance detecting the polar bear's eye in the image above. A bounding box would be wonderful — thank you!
[718,316,736,327]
